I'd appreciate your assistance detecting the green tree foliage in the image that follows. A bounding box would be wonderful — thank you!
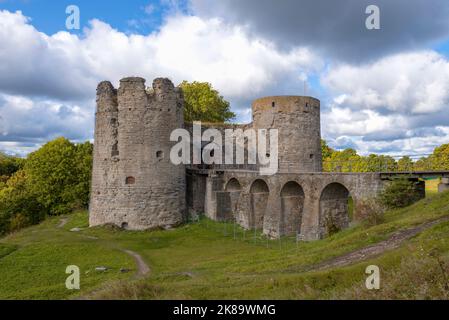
[361,154,397,172]
[323,148,362,172]
[413,157,430,171]
[0,152,23,184]
[24,138,92,215]
[180,81,236,123]
[321,139,449,173]
[321,139,334,160]
[0,138,93,234]
[0,170,44,235]
[430,143,449,170]
[397,156,414,172]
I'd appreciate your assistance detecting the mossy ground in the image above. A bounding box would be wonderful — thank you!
[0,184,448,299]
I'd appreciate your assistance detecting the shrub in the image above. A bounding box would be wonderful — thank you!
[379,178,422,209]
[9,213,30,232]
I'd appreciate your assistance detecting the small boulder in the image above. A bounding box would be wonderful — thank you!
[95,266,108,272]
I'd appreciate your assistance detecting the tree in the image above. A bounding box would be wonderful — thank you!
[0,170,44,235]
[323,148,362,172]
[24,137,92,216]
[362,154,397,172]
[397,156,414,172]
[321,139,334,160]
[414,156,430,171]
[72,142,93,209]
[180,81,236,123]
[430,143,449,170]
[0,152,23,183]
[379,178,422,209]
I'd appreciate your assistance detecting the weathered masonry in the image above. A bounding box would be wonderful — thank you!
[90,77,444,240]
[187,171,385,240]
[89,77,186,230]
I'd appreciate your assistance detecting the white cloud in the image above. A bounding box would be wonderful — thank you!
[0,9,448,156]
[0,93,93,143]
[0,9,322,154]
[0,10,321,100]
[320,51,449,155]
[322,51,449,114]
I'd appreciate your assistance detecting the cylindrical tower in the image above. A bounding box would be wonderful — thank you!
[89,77,185,230]
[252,96,322,172]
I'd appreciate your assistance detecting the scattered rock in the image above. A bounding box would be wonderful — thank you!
[95,266,108,272]
[120,268,131,273]
[178,271,194,278]
[70,227,83,232]
[83,235,98,240]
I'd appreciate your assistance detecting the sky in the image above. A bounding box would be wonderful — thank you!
[1,0,449,157]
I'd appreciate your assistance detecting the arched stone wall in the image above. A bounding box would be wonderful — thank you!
[218,171,384,240]
[319,182,351,238]
[250,179,270,229]
[280,181,305,236]
[225,178,242,219]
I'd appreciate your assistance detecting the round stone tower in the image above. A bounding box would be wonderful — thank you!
[252,96,322,172]
[89,77,186,230]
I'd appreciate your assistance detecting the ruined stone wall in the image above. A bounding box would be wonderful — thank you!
[90,77,392,241]
[252,96,322,173]
[89,77,185,230]
[210,171,387,240]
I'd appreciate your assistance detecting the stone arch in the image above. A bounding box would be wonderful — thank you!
[319,182,351,238]
[225,178,242,218]
[249,179,269,229]
[225,178,242,191]
[280,181,305,236]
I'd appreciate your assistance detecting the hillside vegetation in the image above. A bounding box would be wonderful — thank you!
[0,189,448,300]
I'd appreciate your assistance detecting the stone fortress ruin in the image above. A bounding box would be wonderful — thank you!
[89,77,441,240]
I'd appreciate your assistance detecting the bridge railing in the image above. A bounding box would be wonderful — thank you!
[322,153,449,173]
[185,153,449,174]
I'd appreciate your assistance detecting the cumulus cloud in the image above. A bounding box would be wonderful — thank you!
[0,10,320,100]
[0,9,322,154]
[0,7,448,156]
[0,93,93,144]
[190,0,449,62]
[322,51,449,115]
[319,50,449,155]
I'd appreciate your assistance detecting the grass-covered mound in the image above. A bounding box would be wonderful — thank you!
[1,190,448,299]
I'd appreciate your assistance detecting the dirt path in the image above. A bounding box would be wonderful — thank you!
[305,215,449,272]
[122,249,150,278]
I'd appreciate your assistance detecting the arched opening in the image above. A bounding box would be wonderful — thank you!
[250,179,269,229]
[125,176,135,185]
[319,182,351,238]
[280,181,305,236]
[225,178,241,191]
[121,222,128,230]
[225,178,242,218]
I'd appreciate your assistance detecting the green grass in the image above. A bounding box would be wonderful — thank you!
[1,191,449,299]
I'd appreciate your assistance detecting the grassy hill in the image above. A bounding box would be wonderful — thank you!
[0,189,448,299]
